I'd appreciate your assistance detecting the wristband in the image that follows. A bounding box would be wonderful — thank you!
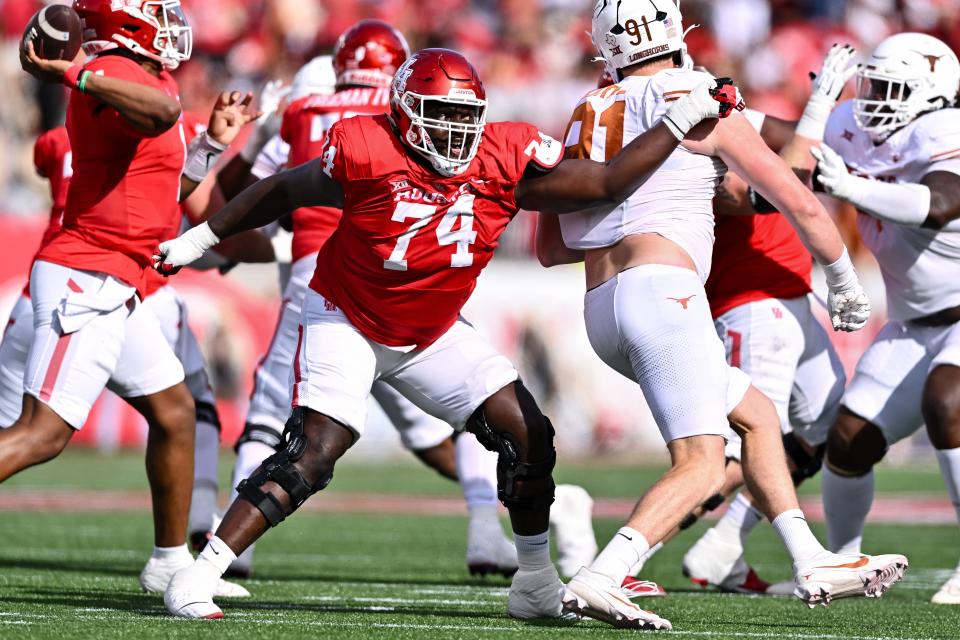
[77,70,92,93]
[183,131,229,183]
[63,65,83,90]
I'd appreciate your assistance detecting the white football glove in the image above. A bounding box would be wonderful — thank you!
[241,79,291,163]
[810,144,857,201]
[796,43,857,140]
[662,78,745,141]
[822,248,871,332]
[153,222,220,276]
[827,285,871,332]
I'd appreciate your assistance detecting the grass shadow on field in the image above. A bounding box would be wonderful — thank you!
[252,570,511,589]
[0,556,138,578]
[0,587,162,612]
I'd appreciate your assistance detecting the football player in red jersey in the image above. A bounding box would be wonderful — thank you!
[227,22,524,580]
[156,48,740,619]
[11,0,255,595]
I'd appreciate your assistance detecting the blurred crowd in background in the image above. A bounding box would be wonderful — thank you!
[2,0,959,218]
[0,0,958,455]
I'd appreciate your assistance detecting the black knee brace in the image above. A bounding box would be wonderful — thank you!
[468,382,557,511]
[195,400,221,432]
[678,493,725,530]
[236,408,332,527]
[234,422,284,453]
[783,432,824,485]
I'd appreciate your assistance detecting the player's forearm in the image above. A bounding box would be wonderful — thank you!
[519,124,679,214]
[216,154,259,201]
[206,171,296,239]
[78,73,181,134]
[535,213,583,267]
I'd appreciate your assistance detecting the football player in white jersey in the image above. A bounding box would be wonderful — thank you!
[540,0,908,629]
[799,33,960,605]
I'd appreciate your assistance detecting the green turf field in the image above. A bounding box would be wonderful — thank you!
[0,450,956,639]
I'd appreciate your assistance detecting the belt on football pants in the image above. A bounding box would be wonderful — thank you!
[911,304,960,327]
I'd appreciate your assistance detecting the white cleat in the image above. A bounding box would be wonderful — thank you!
[564,567,672,630]
[164,563,224,619]
[550,485,598,579]
[466,513,518,578]
[682,527,772,594]
[793,552,908,607]
[932,569,960,605]
[139,552,193,593]
[215,578,250,598]
[507,565,565,619]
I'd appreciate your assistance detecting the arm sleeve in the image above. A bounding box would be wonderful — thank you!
[519,124,564,176]
[318,120,351,184]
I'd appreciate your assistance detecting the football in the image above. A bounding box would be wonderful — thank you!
[22,4,83,62]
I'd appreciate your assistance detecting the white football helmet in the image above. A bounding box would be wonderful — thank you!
[854,32,960,142]
[591,0,685,79]
[289,55,337,101]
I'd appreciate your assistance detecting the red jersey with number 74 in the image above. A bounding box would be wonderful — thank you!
[310,114,563,348]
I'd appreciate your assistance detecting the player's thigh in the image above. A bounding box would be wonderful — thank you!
[371,380,454,450]
[23,262,131,429]
[384,318,519,431]
[842,320,931,445]
[923,321,960,447]
[107,299,185,399]
[609,265,733,443]
[0,296,34,426]
[789,295,846,447]
[715,297,804,429]
[247,262,313,431]
[141,286,181,350]
[292,289,378,439]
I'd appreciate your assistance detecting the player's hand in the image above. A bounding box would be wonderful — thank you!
[663,78,745,141]
[811,144,855,200]
[153,222,220,276]
[827,283,871,332]
[811,43,857,103]
[206,91,261,147]
[241,79,290,162]
[19,40,72,84]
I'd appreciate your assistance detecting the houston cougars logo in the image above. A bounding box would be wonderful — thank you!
[667,295,696,309]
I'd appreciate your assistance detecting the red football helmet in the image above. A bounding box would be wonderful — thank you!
[333,20,410,89]
[390,48,487,177]
[74,0,192,69]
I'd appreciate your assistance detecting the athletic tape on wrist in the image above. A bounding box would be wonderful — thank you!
[183,131,229,183]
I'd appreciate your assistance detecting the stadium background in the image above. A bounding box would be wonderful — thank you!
[1,0,957,461]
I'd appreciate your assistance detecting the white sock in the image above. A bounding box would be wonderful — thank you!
[152,543,191,561]
[198,535,237,576]
[189,420,221,532]
[230,441,278,504]
[628,541,663,576]
[822,466,873,554]
[936,447,960,522]
[713,492,763,547]
[590,527,650,584]
[771,509,826,563]
[515,532,551,571]
[455,433,499,510]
